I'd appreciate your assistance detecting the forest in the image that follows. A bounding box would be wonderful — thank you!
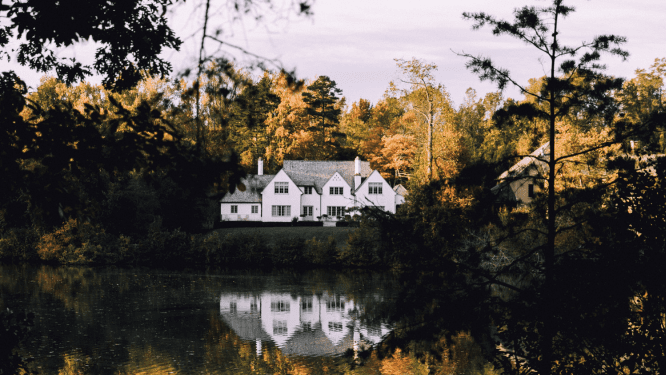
[1,57,664,266]
[1,0,666,374]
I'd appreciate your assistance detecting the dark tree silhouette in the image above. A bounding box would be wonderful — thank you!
[1,0,181,90]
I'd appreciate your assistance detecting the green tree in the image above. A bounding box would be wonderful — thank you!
[616,58,666,153]
[228,74,280,170]
[459,1,632,374]
[301,75,345,159]
[1,0,181,90]
[0,72,243,231]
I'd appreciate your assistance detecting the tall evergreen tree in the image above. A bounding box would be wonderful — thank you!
[301,75,344,159]
[459,1,635,374]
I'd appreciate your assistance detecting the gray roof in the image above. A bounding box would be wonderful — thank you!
[393,184,408,197]
[219,312,273,342]
[220,160,373,202]
[283,160,372,194]
[220,175,275,203]
[281,327,354,357]
[492,142,550,194]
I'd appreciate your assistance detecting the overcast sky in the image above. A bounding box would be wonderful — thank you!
[7,0,666,108]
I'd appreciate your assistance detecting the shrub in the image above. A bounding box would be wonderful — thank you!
[271,237,307,267]
[221,231,270,266]
[0,227,40,262]
[136,220,192,267]
[36,218,120,264]
[340,226,379,267]
[198,231,233,266]
[305,236,337,266]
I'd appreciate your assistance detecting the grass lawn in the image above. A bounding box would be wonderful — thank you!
[210,226,357,249]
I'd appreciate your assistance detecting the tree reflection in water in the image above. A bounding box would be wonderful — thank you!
[0,265,497,374]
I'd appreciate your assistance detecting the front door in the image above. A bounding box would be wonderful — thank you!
[303,206,313,220]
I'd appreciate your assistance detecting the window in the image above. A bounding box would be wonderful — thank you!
[273,320,288,335]
[528,184,535,198]
[230,302,237,314]
[328,322,343,332]
[327,206,345,217]
[251,205,258,214]
[326,297,345,312]
[329,186,343,195]
[230,205,238,214]
[272,205,291,217]
[303,206,313,216]
[271,300,290,312]
[301,298,313,313]
[275,181,289,194]
[304,186,313,194]
[368,182,383,194]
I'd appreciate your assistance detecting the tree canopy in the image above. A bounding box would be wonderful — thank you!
[1,0,182,90]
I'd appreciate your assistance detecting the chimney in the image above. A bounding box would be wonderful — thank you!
[258,158,264,175]
[354,156,362,192]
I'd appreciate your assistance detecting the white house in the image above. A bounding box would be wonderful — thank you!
[491,142,550,206]
[220,157,404,222]
[219,291,392,357]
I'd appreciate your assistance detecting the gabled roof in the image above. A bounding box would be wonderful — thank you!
[220,175,275,203]
[354,169,395,195]
[219,311,273,342]
[393,184,408,197]
[282,160,372,194]
[492,142,550,195]
[497,142,550,181]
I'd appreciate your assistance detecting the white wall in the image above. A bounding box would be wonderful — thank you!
[321,172,354,220]
[299,187,321,221]
[354,170,397,213]
[260,293,300,347]
[261,170,302,222]
[510,165,543,205]
[221,203,262,221]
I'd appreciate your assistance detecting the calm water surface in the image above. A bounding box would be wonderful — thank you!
[0,264,402,374]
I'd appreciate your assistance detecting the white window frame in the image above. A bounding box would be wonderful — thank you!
[271,205,291,217]
[303,206,313,216]
[304,186,313,194]
[271,300,290,312]
[230,205,238,214]
[251,205,258,214]
[327,206,345,217]
[329,186,343,195]
[274,320,288,335]
[275,182,289,194]
[368,182,383,195]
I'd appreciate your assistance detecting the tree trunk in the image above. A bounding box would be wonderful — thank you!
[541,9,560,375]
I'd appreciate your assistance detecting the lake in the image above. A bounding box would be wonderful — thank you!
[0,264,492,374]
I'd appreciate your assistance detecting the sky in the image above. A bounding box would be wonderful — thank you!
[6,0,666,108]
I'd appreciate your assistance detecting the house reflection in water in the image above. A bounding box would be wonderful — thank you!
[219,292,391,357]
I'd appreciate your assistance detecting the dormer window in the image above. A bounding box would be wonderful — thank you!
[304,186,313,194]
[275,182,289,194]
[368,182,382,194]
